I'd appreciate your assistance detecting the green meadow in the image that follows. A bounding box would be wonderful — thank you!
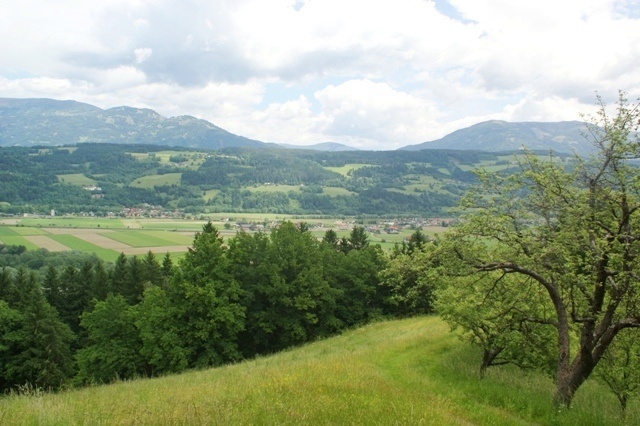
[56,173,97,186]
[129,150,207,170]
[0,316,633,425]
[130,173,182,188]
[203,189,220,201]
[323,163,373,176]
[0,227,40,250]
[45,234,120,262]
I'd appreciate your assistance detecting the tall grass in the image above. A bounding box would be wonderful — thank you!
[0,317,636,425]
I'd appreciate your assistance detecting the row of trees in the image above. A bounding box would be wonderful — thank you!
[0,223,431,391]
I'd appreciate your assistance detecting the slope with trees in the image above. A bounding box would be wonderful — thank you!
[435,92,640,407]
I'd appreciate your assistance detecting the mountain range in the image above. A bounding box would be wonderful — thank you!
[0,97,593,154]
[0,98,266,150]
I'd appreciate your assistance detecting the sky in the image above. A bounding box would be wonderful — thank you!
[1,0,639,150]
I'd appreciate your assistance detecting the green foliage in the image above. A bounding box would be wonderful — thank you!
[436,92,640,406]
[0,300,22,391]
[237,222,342,354]
[2,269,75,391]
[134,286,189,374]
[75,295,145,384]
[140,222,245,369]
[380,244,438,318]
[595,328,640,413]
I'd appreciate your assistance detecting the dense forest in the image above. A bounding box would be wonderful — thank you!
[0,223,431,390]
[0,143,536,216]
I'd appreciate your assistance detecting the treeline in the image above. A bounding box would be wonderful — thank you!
[0,222,431,391]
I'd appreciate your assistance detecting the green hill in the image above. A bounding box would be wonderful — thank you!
[400,120,594,155]
[0,317,633,425]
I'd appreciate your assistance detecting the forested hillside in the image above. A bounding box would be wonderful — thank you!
[0,221,430,390]
[0,143,556,217]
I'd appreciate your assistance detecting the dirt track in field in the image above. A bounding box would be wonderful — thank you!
[23,235,70,252]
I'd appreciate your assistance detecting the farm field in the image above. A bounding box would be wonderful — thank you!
[130,172,182,188]
[0,216,448,261]
[0,219,197,262]
[129,150,208,170]
[323,163,372,176]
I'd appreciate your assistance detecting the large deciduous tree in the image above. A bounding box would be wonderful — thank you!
[439,92,640,407]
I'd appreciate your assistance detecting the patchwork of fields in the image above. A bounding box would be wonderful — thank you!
[0,219,200,262]
[0,216,448,261]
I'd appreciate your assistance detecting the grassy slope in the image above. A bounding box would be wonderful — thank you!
[0,317,635,425]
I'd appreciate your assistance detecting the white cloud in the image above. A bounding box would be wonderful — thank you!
[314,79,439,149]
[134,48,153,64]
[1,0,639,149]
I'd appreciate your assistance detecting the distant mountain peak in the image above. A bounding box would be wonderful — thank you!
[0,97,265,150]
[399,120,593,155]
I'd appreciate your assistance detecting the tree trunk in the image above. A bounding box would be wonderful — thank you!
[479,347,503,378]
[553,355,594,407]
[618,393,628,416]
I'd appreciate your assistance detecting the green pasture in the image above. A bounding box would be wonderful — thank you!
[0,232,39,250]
[130,173,182,188]
[7,227,49,236]
[457,159,514,173]
[0,226,20,237]
[104,230,192,247]
[0,227,37,249]
[1,316,633,425]
[56,173,97,186]
[324,163,373,176]
[129,150,207,170]
[203,189,220,201]
[46,235,119,262]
